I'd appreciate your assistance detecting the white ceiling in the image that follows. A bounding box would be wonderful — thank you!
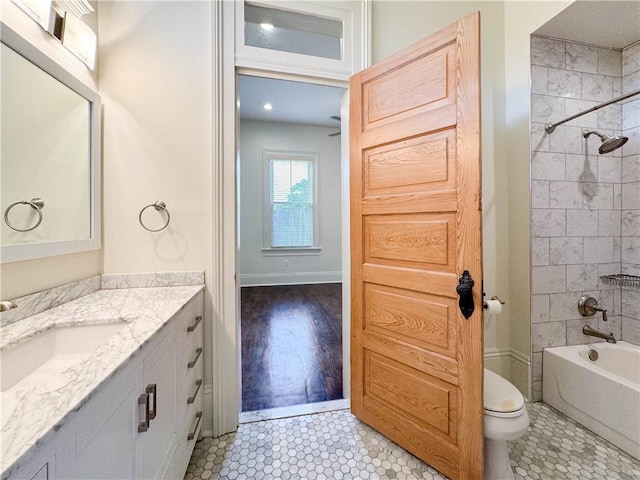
[238,75,344,127]
[534,1,640,49]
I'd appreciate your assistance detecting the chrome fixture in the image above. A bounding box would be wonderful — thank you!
[3,198,45,232]
[0,301,18,312]
[583,325,617,344]
[582,129,628,154]
[578,295,608,322]
[138,201,171,232]
[545,88,640,134]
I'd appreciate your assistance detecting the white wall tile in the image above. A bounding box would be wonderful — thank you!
[532,36,565,69]
[532,209,566,237]
[531,294,550,323]
[622,262,640,276]
[566,263,600,291]
[622,42,640,76]
[622,209,640,236]
[531,65,548,95]
[566,43,598,74]
[597,103,622,130]
[621,236,640,265]
[584,236,614,263]
[597,156,622,183]
[549,292,582,321]
[565,99,598,128]
[532,94,565,123]
[532,352,543,382]
[567,209,598,237]
[548,68,581,98]
[598,210,621,236]
[532,265,567,294]
[566,318,601,345]
[622,181,640,209]
[621,316,640,344]
[532,236,550,265]
[532,152,565,180]
[582,73,613,102]
[622,155,640,183]
[613,77,622,98]
[622,99,639,130]
[622,127,640,156]
[623,71,640,95]
[583,182,614,209]
[532,321,566,352]
[549,181,582,209]
[531,123,550,152]
[565,154,596,182]
[549,237,583,265]
[549,125,583,154]
[614,183,623,210]
[532,180,550,208]
[598,48,622,77]
[622,289,640,319]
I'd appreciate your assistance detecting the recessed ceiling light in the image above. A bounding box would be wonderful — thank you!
[260,23,274,30]
[263,103,273,111]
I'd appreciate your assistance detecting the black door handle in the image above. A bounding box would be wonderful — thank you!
[456,270,475,319]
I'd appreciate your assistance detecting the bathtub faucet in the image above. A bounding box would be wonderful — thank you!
[582,325,617,344]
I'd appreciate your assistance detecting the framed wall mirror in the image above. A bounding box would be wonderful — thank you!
[0,23,101,263]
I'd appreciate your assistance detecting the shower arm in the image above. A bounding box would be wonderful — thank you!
[544,88,640,134]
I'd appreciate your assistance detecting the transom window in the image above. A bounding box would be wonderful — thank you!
[267,152,316,248]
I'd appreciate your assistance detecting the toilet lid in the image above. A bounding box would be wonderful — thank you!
[483,368,524,414]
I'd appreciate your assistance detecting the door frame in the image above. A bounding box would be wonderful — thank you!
[210,0,371,437]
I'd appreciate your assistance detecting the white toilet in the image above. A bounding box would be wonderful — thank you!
[483,368,529,480]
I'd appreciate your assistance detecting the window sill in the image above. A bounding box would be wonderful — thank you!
[261,247,322,256]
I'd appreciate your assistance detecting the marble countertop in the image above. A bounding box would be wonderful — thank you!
[0,284,204,478]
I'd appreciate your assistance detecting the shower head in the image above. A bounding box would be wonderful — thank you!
[582,129,628,154]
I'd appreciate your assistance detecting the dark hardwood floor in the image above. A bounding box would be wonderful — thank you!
[241,283,343,412]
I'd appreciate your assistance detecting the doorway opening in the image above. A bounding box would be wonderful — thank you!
[236,74,349,422]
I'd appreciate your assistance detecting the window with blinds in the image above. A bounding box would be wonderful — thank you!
[269,155,315,248]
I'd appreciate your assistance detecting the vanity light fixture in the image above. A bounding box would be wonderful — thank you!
[263,103,273,111]
[61,13,97,70]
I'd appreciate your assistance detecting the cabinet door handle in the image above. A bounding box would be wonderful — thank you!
[187,411,203,441]
[187,379,203,404]
[187,315,203,332]
[188,347,203,368]
[146,384,157,420]
[138,392,150,433]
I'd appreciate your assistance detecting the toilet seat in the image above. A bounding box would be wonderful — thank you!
[484,369,525,418]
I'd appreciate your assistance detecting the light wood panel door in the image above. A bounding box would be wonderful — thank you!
[350,12,483,480]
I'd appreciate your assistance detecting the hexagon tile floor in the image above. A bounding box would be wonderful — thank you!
[184,402,640,480]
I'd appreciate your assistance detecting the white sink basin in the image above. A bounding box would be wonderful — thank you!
[1,321,131,392]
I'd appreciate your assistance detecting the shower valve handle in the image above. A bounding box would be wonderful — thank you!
[456,270,475,320]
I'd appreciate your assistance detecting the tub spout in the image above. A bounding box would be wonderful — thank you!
[583,325,617,344]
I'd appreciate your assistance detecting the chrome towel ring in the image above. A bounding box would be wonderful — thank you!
[4,198,45,232]
[139,201,170,232]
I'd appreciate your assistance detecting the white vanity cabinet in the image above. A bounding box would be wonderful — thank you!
[6,290,204,480]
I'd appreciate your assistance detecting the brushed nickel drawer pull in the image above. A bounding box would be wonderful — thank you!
[146,384,157,420]
[188,347,202,368]
[187,411,203,441]
[187,379,203,404]
[187,315,203,332]
[138,392,150,433]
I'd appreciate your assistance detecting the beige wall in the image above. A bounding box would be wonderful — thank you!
[97,0,214,432]
[0,0,102,300]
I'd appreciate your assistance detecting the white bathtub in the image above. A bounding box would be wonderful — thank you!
[543,341,640,460]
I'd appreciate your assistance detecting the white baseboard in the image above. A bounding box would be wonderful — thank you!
[240,271,342,287]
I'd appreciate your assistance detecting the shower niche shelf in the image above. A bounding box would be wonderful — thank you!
[600,274,640,289]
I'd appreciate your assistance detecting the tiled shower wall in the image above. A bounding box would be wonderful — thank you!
[529,36,640,401]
